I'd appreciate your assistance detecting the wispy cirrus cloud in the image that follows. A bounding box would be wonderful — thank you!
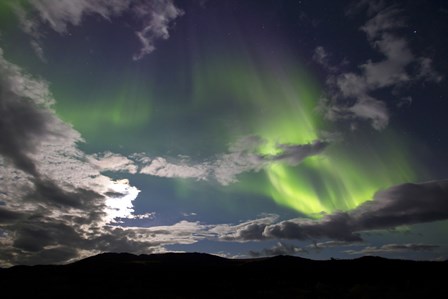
[132,0,184,60]
[11,0,183,61]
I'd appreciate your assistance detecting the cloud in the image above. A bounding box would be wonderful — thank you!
[0,46,101,262]
[397,96,412,107]
[313,46,338,72]
[264,213,361,242]
[311,240,361,250]
[0,47,214,267]
[345,243,440,255]
[345,0,386,16]
[211,214,279,241]
[140,157,209,180]
[215,180,448,243]
[89,152,138,174]
[262,140,328,166]
[20,0,130,34]
[249,242,308,257]
[12,0,183,61]
[30,40,46,62]
[0,218,211,266]
[132,0,184,60]
[313,46,331,68]
[0,48,91,194]
[103,179,141,223]
[360,6,406,39]
[136,136,328,185]
[0,208,23,224]
[317,3,442,130]
[417,57,443,82]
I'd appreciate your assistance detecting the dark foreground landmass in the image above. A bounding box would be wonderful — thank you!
[0,253,446,298]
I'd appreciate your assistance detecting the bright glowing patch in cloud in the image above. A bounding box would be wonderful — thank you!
[104,179,141,223]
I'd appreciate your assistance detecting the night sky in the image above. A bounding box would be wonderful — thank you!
[1,0,448,266]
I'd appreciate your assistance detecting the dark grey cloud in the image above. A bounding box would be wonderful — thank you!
[104,191,129,199]
[0,208,23,224]
[2,220,159,265]
[351,180,448,230]
[249,242,308,258]
[12,220,82,253]
[265,213,360,242]
[29,179,103,209]
[345,243,440,255]
[228,222,268,241]
[219,138,329,175]
[212,214,278,241]
[0,68,53,176]
[266,140,328,165]
[221,180,448,242]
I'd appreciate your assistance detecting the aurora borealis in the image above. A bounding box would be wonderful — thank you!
[1,0,448,266]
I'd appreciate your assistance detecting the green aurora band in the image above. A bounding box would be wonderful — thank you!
[187,47,416,217]
[52,47,416,218]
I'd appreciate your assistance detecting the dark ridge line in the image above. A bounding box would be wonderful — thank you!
[2,251,445,269]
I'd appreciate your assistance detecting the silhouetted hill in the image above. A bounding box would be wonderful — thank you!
[0,253,446,298]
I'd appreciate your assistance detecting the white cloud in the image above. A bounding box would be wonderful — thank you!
[136,137,328,185]
[140,157,209,180]
[89,152,138,174]
[103,179,141,223]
